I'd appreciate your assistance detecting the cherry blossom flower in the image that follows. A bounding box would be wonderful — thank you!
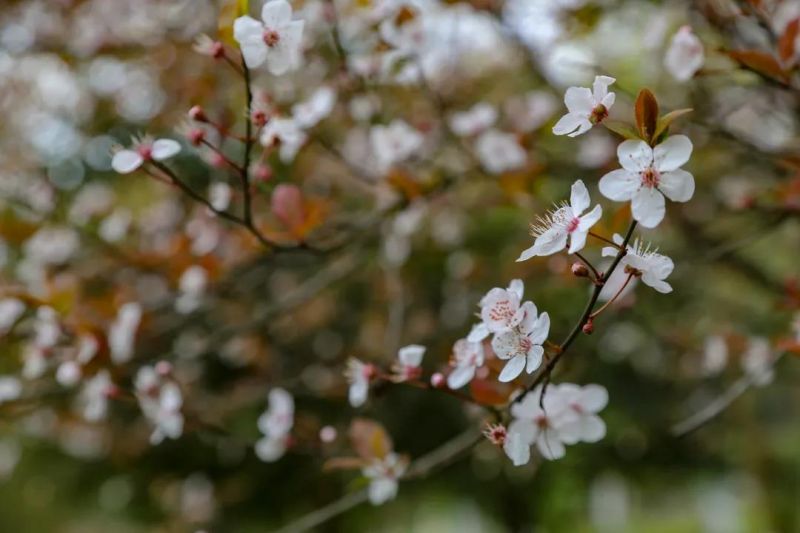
[292,86,336,129]
[484,423,530,466]
[448,103,497,137]
[664,26,704,82]
[517,179,603,261]
[508,385,574,460]
[134,365,184,445]
[345,358,374,407]
[363,452,408,505]
[370,120,424,174]
[111,137,181,174]
[447,337,485,389]
[0,376,22,404]
[552,76,616,137]
[492,302,550,382]
[233,0,305,74]
[108,302,142,364]
[391,344,425,382]
[557,384,608,444]
[602,234,674,293]
[474,129,526,174]
[175,266,208,315]
[599,135,695,228]
[0,298,25,335]
[702,335,728,376]
[79,370,112,422]
[255,388,294,462]
[480,279,525,333]
[741,337,774,386]
[260,117,307,163]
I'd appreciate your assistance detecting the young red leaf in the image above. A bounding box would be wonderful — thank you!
[634,89,659,144]
[349,418,393,460]
[727,50,788,82]
[778,18,800,65]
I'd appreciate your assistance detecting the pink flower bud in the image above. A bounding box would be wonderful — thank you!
[430,372,445,388]
[155,361,173,376]
[186,128,206,146]
[188,105,207,122]
[252,109,269,128]
[210,41,225,60]
[571,263,589,277]
[252,164,273,183]
[319,425,337,443]
[582,319,594,335]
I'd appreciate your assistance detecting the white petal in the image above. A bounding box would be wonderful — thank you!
[151,139,181,160]
[631,188,666,228]
[466,323,489,343]
[568,229,588,254]
[552,113,587,136]
[525,345,544,374]
[241,40,268,69]
[658,170,695,202]
[564,87,594,115]
[503,431,531,466]
[580,384,608,412]
[398,344,425,367]
[368,478,398,505]
[233,16,263,42]
[261,0,292,28]
[349,381,368,407]
[532,227,568,256]
[598,169,639,201]
[528,312,550,345]
[567,120,593,137]
[592,76,616,102]
[569,179,590,214]
[255,436,287,462]
[601,92,616,110]
[447,365,475,389]
[536,432,566,460]
[617,139,652,172]
[642,276,673,294]
[517,243,538,262]
[653,134,692,172]
[580,415,606,442]
[111,150,143,174]
[577,204,602,231]
[491,331,519,360]
[507,279,524,301]
[498,354,526,382]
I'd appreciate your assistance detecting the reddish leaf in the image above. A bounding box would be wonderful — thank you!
[778,18,800,65]
[349,418,393,460]
[322,456,365,472]
[727,50,788,82]
[469,377,512,406]
[634,89,659,144]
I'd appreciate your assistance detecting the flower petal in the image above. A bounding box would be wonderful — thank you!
[111,150,143,174]
[491,331,519,360]
[498,354,526,382]
[536,431,566,460]
[568,229,588,254]
[599,169,639,201]
[577,204,602,231]
[569,179,590,214]
[516,243,538,262]
[631,188,665,228]
[552,113,587,136]
[527,312,550,345]
[653,134,692,172]
[617,139,652,172]
[580,384,608,411]
[564,87,594,114]
[532,227,568,256]
[526,345,544,373]
[503,430,531,466]
[151,139,181,161]
[261,0,292,28]
[398,344,425,367]
[592,75,615,102]
[447,365,475,389]
[658,169,695,202]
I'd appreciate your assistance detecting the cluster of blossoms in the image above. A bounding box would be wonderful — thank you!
[255,388,294,462]
[134,363,184,445]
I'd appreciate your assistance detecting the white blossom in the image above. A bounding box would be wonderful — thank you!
[345,358,372,407]
[664,26,704,82]
[233,0,304,74]
[79,370,112,422]
[292,86,336,129]
[135,365,184,445]
[447,336,485,390]
[602,234,674,294]
[370,120,424,174]
[556,384,608,444]
[392,344,425,382]
[111,137,181,174]
[0,376,22,404]
[517,179,603,260]
[475,129,526,174]
[599,135,695,228]
[0,298,25,335]
[255,388,294,462]
[479,279,525,334]
[363,452,408,505]
[260,117,307,162]
[553,76,616,137]
[492,302,550,382]
[741,337,774,386]
[108,302,142,364]
[449,103,497,137]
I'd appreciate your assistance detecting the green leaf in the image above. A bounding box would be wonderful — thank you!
[602,120,641,140]
[652,108,693,141]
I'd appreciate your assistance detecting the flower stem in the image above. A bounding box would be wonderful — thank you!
[590,272,634,319]
[588,231,623,249]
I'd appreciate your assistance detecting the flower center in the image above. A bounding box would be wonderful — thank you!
[137,144,153,160]
[535,414,549,429]
[489,300,514,322]
[518,336,532,353]
[640,167,660,188]
[589,104,608,125]
[566,217,580,233]
[263,29,280,47]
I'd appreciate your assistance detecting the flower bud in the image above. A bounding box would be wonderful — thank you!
[251,109,269,128]
[582,319,594,335]
[430,372,445,388]
[188,105,207,122]
[186,128,206,146]
[155,360,173,376]
[571,262,589,278]
[252,164,273,183]
[319,425,337,443]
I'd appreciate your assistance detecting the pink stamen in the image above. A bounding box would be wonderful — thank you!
[137,144,153,160]
[641,167,660,188]
[566,217,580,233]
[263,29,280,47]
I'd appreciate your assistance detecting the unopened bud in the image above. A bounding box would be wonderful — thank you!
[210,41,225,59]
[155,360,173,376]
[582,319,594,335]
[186,128,206,146]
[364,363,378,380]
[188,105,207,122]
[319,425,337,443]
[430,372,445,388]
[571,262,589,278]
[252,164,273,183]
[251,109,269,128]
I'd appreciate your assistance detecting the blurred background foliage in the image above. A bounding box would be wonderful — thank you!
[0,0,799,531]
